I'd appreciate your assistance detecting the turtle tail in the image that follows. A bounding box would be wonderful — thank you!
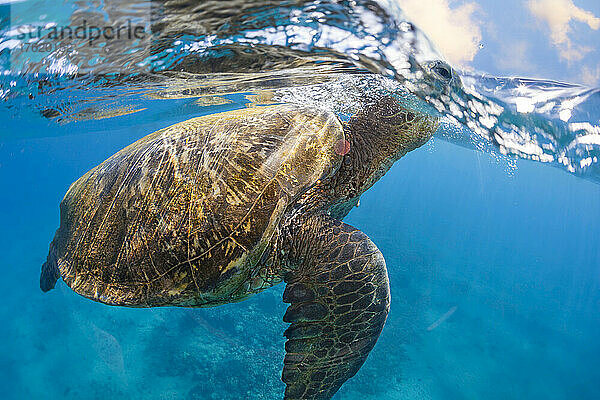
[40,242,60,292]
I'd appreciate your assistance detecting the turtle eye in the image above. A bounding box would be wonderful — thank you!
[432,62,452,81]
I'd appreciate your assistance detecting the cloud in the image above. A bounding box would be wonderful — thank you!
[527,0,600,61]
[580,65,600,86]
[495,41,536,74]
[399,0,483,68]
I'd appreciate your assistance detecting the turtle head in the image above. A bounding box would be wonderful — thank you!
[360,94,439,157]
[422,59,463,95]
[329,94,439,206]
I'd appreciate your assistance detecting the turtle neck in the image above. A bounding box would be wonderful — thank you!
[328,96,439,204]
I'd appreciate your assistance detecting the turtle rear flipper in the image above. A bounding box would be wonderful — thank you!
[282,216,390,399]
[40,243,60,292]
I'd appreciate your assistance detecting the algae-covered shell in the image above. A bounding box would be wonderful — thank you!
[46,105,344,307]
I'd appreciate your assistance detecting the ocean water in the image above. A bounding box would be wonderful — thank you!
[1,1,599,399]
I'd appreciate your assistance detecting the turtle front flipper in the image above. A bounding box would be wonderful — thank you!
[281,216,390,399]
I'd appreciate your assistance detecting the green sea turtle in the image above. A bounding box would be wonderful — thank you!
[40,89,440,398]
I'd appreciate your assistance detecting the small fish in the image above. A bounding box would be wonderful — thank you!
[426,306,458,331]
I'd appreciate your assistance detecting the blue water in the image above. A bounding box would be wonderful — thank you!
[2,114,599,399]
[1,1,600,399]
